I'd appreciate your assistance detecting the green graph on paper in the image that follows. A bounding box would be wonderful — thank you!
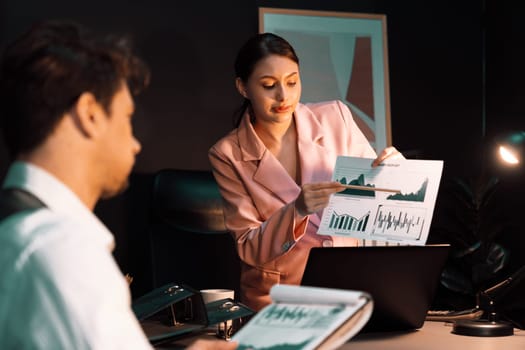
[336,174,375,197]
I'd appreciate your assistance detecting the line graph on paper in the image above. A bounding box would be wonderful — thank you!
[371,204,426,241]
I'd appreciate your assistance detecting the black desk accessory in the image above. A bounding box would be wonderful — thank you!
[452,265,525,337]
[132,283,254,344]
[205,298,254,339]
[132,283,207,344]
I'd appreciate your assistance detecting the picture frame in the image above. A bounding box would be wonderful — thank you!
[259,7,391,152]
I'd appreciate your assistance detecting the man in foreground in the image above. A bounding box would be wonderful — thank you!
[0,20,235,349]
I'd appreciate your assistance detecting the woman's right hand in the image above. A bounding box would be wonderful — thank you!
[295,181,346,216]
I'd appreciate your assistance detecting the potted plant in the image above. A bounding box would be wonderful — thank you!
[429,173,510,310]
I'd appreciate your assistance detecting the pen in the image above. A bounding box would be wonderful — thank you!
[339,184,401,194]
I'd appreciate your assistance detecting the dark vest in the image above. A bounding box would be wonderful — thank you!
[0,188,45,221]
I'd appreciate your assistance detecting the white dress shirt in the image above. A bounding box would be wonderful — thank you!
[0,161,152,349]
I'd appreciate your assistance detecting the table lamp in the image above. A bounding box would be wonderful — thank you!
[452,130,525,336]
[497,131,525,165]
[452,266,525,336]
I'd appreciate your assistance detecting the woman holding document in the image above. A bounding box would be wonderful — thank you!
[208,33,402,311]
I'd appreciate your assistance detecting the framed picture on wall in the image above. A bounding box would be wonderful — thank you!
[259,7,391,152]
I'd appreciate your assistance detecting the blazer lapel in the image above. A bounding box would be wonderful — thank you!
[295,104,335,185]
[237,113,300,204]
[254,151,300,204]
[295,104,338,226]
[236,104,336,226]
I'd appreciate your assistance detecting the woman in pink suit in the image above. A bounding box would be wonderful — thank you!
[209,33,401,311]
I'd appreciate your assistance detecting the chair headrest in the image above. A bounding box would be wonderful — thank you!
[151,169,227,233]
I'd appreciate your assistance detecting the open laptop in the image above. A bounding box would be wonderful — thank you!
[301,244,450,333]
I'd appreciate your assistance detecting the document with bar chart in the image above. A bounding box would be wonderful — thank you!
[317,156,444,245]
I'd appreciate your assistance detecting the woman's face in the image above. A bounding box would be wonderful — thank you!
[237,54,301,126]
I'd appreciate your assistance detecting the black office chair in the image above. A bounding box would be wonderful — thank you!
[148,169,240,297]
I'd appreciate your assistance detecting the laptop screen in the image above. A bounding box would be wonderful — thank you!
[301,245,450,332]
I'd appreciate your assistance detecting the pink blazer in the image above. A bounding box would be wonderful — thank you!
[208,100,377,311]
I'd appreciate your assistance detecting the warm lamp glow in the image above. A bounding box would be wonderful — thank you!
[499,145,520,165]
[496,131,525,166]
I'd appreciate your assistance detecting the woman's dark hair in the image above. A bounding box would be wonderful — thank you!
[232,33,299,127]
[0,20,150,159]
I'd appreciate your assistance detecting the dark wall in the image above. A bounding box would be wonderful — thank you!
[0,0,257,174]
[486,1,525,135]
[2,0,524,296]
[0,0,485,175]
[484,1,525,276]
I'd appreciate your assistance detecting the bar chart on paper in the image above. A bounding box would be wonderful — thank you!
[328,211,370,232]
[318,156,443,245]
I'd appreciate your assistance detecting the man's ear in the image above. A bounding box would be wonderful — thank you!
[235,78,248,99]
[70,92,106,138]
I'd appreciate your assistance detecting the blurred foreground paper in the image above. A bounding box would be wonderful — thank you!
[232,284,373,350]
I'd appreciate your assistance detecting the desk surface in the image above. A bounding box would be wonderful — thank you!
[159,321,525,349]
[347,321,525,350]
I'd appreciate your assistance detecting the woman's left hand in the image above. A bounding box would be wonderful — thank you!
[371,146,404,167]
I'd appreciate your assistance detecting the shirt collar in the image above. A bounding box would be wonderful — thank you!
[2,161,115,250]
